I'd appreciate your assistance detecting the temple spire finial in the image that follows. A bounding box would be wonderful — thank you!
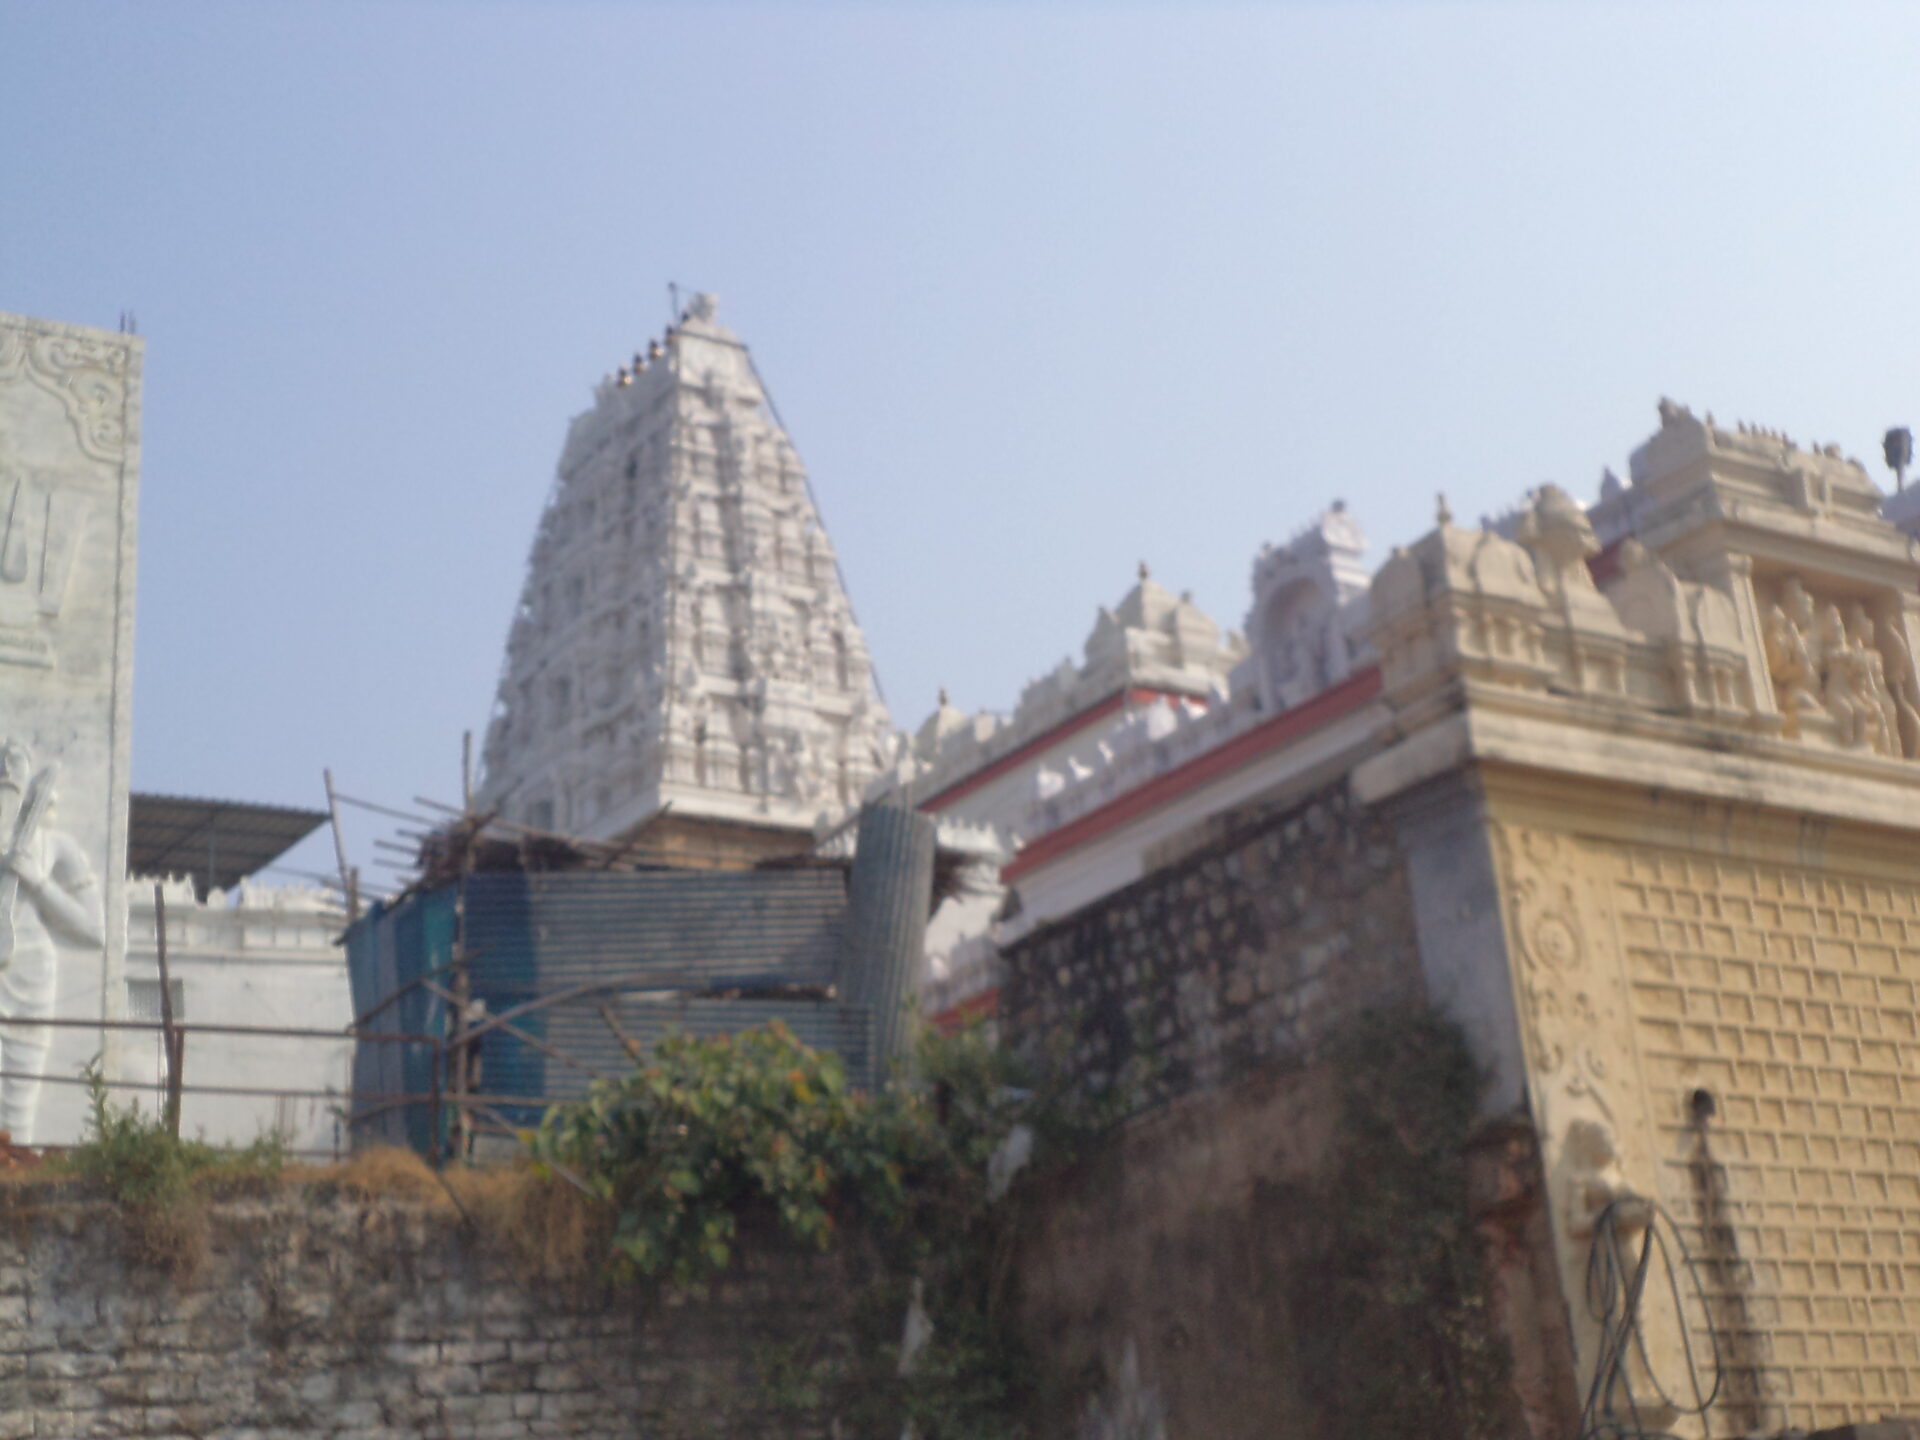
[1436,492,1454,527]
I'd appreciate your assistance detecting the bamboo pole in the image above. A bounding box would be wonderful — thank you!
[153,882,182,1138]
[322,769,359,924]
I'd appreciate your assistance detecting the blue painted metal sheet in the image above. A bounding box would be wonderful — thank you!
[347,865,868,1152]
[344,887,455,1153]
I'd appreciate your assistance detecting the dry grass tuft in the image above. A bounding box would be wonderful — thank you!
[124,1202,210,1284]
[2,1136,614,1288]
[447,1165,609,1285]
[302,1146,457,1208]
[298,1148,610,1283]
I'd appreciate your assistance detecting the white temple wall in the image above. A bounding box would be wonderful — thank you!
[124,878,352,1157]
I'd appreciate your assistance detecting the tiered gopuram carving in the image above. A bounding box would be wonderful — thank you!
[477,296,892,841]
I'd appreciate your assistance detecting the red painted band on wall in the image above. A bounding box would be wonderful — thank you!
[928,986,1001,1035]
[919,687,1204,812]
[1001,666,1383,883]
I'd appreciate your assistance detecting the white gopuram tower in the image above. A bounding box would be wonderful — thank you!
[477,295,893,865]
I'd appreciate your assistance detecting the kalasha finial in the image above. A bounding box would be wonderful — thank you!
[1436,492,1453,526]
[1137,560,1150,582]
[938,687,950,707]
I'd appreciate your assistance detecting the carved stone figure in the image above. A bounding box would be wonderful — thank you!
[779,731,822,806]
[1877,616,1920,759]
[1559,1116,1632,1241]
[1817,603,1871,749]
[1756,576,1916,757]
[1763,580,1823,735]
[1847,604,1901,757]
[0,741,103,1143]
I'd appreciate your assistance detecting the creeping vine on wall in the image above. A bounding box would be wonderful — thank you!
[1285,1007,1522,1440]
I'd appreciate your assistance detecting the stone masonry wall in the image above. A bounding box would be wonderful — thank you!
[1000,783,1453,1439]
[1000,782,1424,1105]
[0,1187,860,1439]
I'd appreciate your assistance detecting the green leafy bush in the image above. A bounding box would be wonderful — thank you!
[533,1022,886,1281]
[531,1018,1128,1436]
[61,1063,288,1205]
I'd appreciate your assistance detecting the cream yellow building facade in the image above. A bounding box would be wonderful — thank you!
[1358,402,1920,1434]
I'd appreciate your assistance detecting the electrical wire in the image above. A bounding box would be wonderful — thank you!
[1577,1196,1725,1440]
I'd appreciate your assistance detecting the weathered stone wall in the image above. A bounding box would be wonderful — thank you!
[1000,782,1423,1105]
[1013,1060,1341,1437]
[0,1187,858,1439]
[1000,783,1460,1438]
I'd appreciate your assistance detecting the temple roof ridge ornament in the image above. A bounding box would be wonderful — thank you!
[1242,499,1374,717]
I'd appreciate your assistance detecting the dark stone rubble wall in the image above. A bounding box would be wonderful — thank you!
[1001,782,1425,1104]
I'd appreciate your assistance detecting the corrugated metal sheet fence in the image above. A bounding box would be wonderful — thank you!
[345,863,888,1152]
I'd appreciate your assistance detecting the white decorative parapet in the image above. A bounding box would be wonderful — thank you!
[1020,692,1235,835]
[1003,505,1376,843]
[872,565,1245,813]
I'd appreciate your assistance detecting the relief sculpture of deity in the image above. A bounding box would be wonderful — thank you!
[1762,579,1824,735]
[1877,612,1920,757]
[0,740,104,1144]
[1762,576,1913,758]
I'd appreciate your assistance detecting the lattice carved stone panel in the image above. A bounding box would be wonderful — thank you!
[1614,849,1920,1427]
[1499,816,1920,1434]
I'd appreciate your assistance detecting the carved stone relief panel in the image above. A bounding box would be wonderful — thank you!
[0,313,141,1145]
[1492,822,1693,1433]
[1496,826,1660,1208]
[1757,575,1917,758]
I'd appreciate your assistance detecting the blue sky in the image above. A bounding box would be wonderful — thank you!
[7,1,1920,889]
